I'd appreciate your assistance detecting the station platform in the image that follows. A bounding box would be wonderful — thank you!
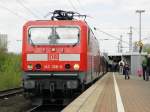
[62,72,150,112]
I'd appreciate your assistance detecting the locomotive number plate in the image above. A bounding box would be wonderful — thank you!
[49,54,59,60]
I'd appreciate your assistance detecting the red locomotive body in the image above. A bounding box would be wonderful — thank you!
[22,11,104,104]
[22,20,87,72]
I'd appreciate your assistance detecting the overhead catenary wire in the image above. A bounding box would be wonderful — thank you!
[68,2,149,52]
[75,0,87,13]
[69,4,130,50]
[85,15,130,51]
[0,3,28,21]
[20,0,44,19]
[94,27,130,45]
[75,1,123,40]
[67,0,78,12]
[76,0,81,4]
[16,0,41,19]
[76,8,130,46]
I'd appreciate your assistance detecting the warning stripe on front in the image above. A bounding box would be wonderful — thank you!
[27,54,80,61]
[59,54,80,61]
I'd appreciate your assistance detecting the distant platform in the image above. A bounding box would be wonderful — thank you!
[62,72,150,112]
[108,52,147,56]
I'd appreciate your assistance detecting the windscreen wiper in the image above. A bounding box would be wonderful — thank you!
[29,37,35,46]
[72,42,78,47]
[72,33,80,47]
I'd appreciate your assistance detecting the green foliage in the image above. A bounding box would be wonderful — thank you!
[0,51,22,91]
[143,44,150,53]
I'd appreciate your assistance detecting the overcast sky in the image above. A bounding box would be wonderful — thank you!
[0,0,150,53]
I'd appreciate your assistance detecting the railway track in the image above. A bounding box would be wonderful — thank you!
[0,87,23,99]
[26,104,65,112]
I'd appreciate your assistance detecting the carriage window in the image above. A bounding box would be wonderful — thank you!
[28,27,79,45]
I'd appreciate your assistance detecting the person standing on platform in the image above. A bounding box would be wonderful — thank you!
[142,56,147,80]
[146,55,150,81]
[119,60,125,74]
[111,62,115,72]
[124,63,130,80]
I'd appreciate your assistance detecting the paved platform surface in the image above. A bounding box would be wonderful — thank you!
[116,73,150,112]
[62,72,150,112]
[94,73,117,112]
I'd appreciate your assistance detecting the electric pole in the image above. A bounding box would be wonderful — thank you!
[136,10,145,53]
[128,26,133,52]
[118,41,120,53]
[135,10,145,72]
[136,10,145,42]
[120,35,123,53]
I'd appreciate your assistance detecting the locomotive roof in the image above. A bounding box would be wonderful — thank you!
[23,20,88,27]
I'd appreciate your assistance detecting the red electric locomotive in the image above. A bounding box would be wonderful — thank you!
[22,10,102,104]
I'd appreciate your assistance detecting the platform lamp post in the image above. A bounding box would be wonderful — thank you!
[136,10,145,75]
[136,10,145,52]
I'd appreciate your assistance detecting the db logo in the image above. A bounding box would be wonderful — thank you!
[49,54,59,60]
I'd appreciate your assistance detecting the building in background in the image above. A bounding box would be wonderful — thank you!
[108,52,147,75]
[0,34,8,52]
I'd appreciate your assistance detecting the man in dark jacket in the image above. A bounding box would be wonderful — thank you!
[124,63,130,80]
[146,55,150,81]
[142,56,147,80]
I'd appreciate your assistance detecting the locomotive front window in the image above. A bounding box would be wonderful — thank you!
[28,27,79,45]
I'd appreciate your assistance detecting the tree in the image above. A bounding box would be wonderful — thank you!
[143,44,150,53]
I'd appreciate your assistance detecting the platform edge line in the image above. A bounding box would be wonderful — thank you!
[113,72,125,112]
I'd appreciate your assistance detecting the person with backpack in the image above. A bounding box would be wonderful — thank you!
[119,60,124,74]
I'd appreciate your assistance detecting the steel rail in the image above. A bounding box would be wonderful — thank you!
[26,105,42,112]
[0,87,23,99]
[26,104,64,112]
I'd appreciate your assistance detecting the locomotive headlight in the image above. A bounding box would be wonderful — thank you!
[27,64,33,70]
[74,64,80,70]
